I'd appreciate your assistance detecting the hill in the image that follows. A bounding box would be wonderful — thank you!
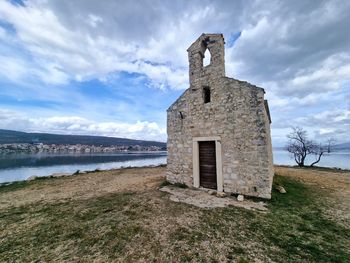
[334,142,350,151]
[0,129,166,148]
[274,142,350,151]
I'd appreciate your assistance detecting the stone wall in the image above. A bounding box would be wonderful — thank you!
[167,34,274,199]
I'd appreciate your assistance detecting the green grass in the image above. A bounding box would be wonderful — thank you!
[256,175,349,262]
[162,175,350,262]
[0,175,64,193]
[0,180,30,193]
[173,182,188,188]
[0,175,349,262]
[159,180,188,188]
[159,180,172,188]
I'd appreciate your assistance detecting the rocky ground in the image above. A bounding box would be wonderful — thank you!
[159,186,268,211]
[0,165,349,262]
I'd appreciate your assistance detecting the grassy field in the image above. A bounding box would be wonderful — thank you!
[0,166,349,262]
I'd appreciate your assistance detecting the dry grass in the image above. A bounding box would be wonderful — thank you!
[275,165,350,227]
[0,165,349,262]
[0,166,165,209]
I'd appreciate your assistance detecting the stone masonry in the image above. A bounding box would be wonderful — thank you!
[167,33,274,199]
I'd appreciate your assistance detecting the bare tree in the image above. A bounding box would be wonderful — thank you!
[285,127,334,167]
[286,127,314,167]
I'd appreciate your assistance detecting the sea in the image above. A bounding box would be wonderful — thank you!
[273,150,350,170]
[0,150,349,184]
[0,152,167,184]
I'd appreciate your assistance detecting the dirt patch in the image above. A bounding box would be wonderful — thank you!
[274,165,350,191]
[0,166,165,209]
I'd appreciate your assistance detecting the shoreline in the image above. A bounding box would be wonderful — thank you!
[0,153,167,184]
[0,150,168,155]
[274,164,350,172]
[1,163,348,187]
[0,164,167,186]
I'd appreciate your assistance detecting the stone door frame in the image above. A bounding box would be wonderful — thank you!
[193,136,223,192]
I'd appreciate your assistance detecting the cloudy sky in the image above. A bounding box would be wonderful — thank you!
[0,0,349,145]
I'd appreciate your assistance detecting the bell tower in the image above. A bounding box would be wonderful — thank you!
[187,33,225,87]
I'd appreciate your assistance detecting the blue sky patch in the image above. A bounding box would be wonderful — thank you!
[227,31,241,47]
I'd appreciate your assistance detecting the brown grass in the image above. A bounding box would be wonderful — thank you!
[0,165,349,262]
[0,166,165,209]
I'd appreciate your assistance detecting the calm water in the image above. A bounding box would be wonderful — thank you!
[0,150,349,184]
[273,150,350,169]
[0,152,167,183]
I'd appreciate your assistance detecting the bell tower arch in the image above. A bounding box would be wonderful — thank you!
[187,33,225,87]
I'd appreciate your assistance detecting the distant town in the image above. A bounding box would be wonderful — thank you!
[0,143,164,154]
[0,129,167,154]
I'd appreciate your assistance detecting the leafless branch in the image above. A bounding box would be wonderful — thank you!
[285,127,334,167]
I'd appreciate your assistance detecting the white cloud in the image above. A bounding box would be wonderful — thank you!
[0,0,350,144]
[319,128,335,135]
[1,0,349,93]
[300,109,350,127]
[272,109,350,144]
[0,55,28,81]
[0,0,192,88]
[0,54,69,85]
[87,14,103,28]
[0,26,6,38]
[0,0,246,89]
[228,0,350,98]
[0,109,166,141]
[289,53,350,94]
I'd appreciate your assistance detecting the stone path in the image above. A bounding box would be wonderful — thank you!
[159,186,268,212]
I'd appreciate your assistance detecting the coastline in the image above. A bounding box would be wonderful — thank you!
[1,163,349,188]
[0,152,167,184]
[0,164,167,187]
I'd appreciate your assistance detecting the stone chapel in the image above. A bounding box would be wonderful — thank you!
[166,33,274,199]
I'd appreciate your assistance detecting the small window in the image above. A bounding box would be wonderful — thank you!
[203,86,211,103]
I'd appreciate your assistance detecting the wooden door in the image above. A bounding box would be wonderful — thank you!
[199,141,217,189]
